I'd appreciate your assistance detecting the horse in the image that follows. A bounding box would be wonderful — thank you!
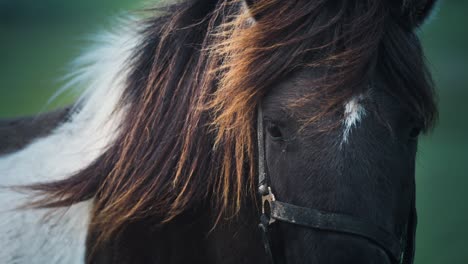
[0,0,439,263]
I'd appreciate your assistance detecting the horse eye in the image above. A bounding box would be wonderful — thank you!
[407,117,423,141]
[267,123,283,140]
[409,126,422,139]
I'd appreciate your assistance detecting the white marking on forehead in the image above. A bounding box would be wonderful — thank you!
[342,95,366,144]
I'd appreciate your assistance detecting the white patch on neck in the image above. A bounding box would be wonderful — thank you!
[0,19,139,264]
[342,95,366,144]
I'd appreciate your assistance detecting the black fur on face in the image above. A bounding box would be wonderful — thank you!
[262,67,422,263]
[248,1,438,261]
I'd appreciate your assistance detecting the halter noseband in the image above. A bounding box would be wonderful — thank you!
[256,105,417,264]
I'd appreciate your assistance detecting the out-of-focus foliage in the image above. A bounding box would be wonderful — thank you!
[0,1,466,263]
[0,0,143,115]
[416,2,468,263]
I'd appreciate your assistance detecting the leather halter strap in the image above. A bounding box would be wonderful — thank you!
[270,201,401,260]
[256,105,417,264]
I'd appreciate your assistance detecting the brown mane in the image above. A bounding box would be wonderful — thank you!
[23,0,437,244]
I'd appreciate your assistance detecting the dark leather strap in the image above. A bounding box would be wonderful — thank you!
[259,215,276,264]
[402,203,417,264]
[270,200,402,262]
[257,104,267,188]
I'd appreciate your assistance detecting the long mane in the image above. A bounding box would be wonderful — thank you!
[25,0,437,243]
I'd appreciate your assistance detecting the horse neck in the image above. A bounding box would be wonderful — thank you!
[86,197,267,264]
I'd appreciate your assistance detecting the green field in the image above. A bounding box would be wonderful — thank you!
[1,1,467,263]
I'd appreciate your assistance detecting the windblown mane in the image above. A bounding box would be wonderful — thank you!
[25,0,437,243]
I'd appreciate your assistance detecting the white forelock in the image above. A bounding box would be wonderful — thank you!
[0,20,139,264]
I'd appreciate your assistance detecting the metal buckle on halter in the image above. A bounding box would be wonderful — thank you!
[259,184,276,225]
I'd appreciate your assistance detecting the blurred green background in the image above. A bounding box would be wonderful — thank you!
[0,0,466,263]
